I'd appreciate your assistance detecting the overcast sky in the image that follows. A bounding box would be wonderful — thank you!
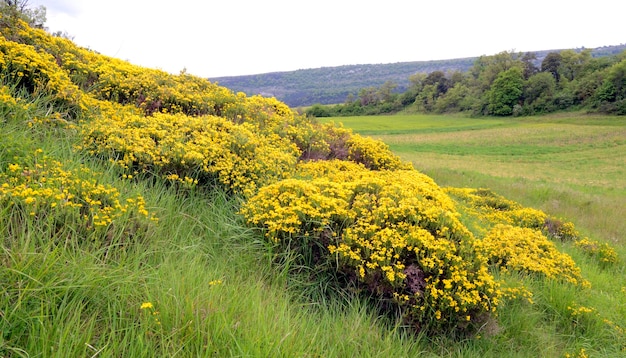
[31,0,625,78]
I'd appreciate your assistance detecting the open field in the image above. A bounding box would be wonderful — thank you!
[327,112,626,246]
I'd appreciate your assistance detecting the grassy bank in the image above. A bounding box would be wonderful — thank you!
[2,17,624,355]
[2,102,624,356]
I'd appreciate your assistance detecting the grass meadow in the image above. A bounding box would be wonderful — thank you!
[2,101,624,356]
[328,112,626,248]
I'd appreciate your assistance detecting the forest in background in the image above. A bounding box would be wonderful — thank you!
[211,45,626,109]
[306,47,626,117]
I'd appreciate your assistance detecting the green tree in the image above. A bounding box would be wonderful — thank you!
[606,59,626,100]
[377,81,398,103]
[358,86,378,106]
[424,70,450,97]
[0,0,46,29]
[593,59,626,113]
[434,83,472,113]
[521,52,539,79]
[524,72,556,113]
[541,52,562,83]
[471,51,521,91]
[486,67,524,116]
[572,71,604,104]
[559,49,592,82]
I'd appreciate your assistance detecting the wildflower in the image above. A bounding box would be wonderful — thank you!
[140,302,154,310]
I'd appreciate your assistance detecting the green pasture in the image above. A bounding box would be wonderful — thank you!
[326,112,626,246]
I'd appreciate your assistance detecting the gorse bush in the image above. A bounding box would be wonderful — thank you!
[478,225,589,287]
[0,150,157,243]
[241,161,604,332]
[0,29,85,118]
[78,110,301,196]
[242,161,501,331]
[574,237,619,266]
[446,187,579,240]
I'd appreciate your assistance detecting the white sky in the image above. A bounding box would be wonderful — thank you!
[31,0,625,78]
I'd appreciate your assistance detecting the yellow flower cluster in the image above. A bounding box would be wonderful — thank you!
[0,83,33,117]
[2,18,410,196]
[564,348,589,358]
[574,237,619,265]
[446,187,581,241]
[346,133,413,170]
[2,16,234,118]
[447,188,593,291]
[445,188,549,234]
[0,25,86,114]
[0,151,157,235]
[241,160,501,329]
[567,303,625,345]
[477,225,589,287]
[499,285,534,305]
[79,111,300,197]
[140,302,161,326]
[298,122,411,170]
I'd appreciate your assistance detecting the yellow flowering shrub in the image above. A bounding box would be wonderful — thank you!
[574,237,619,265]
[0,83,33,121]
[2,18,408,184]
[477,225,589,287]
[1,16,245,120]
[566,303,625,348]
[446,187,579,240]
[298,122,411,170]
[0,150,157,240]
[241,160,501,332]
[0,27,86,116]
[79,111,300,196]
[346,133,413,170]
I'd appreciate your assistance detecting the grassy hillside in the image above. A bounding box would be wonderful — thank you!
[210,58,476,107]
[1,14,624,357]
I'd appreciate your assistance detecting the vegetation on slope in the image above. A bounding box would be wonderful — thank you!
[1,6,624,357]
[210,58,477,107]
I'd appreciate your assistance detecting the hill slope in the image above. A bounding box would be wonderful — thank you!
[1,12,624,357]
[210,44,626,107]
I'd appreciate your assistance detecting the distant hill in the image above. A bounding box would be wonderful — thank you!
[210,44,626,107]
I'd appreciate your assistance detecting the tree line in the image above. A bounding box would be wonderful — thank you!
[306,49,626,117]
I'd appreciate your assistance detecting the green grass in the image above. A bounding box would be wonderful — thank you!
[328,112,626,246]
[324,111,626,357]
[330,113,511,135]
[2,92,625,357]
